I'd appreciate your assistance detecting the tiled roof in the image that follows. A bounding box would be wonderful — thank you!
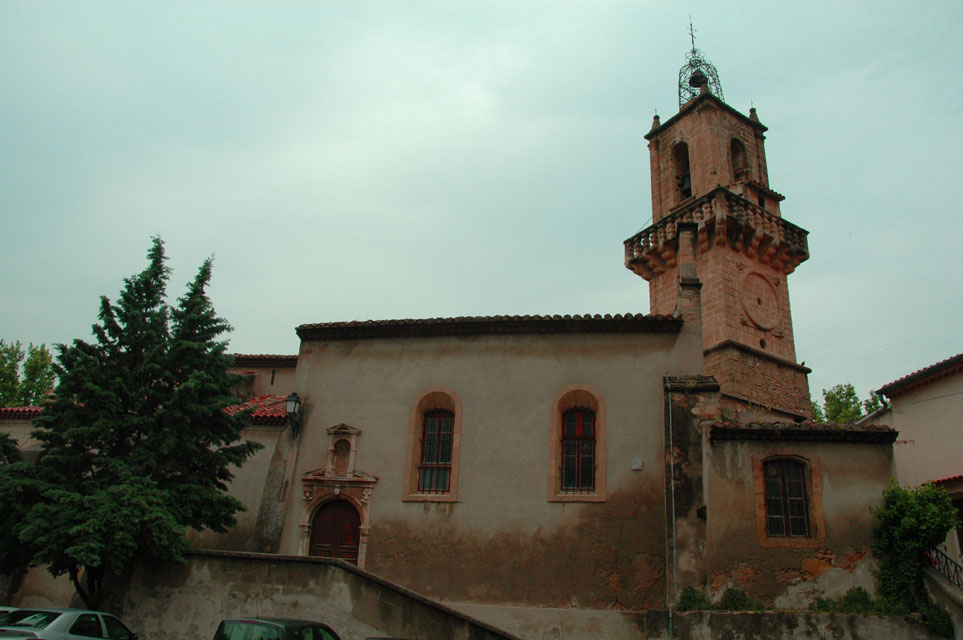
[709,421,897,444]
[933,474,963,485]
[230,354,298,368]
[224,394,288,426]
[297,313,681,342]
[0,406,43,420]
[2,398,288,426]
[877,352,963,399]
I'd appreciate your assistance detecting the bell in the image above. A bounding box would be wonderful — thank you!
[688,69,708,89]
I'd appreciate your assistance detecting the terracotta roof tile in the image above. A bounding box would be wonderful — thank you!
[297,313,681,341]
[877,352,963,398]
[230,354,298,368]
[709,420,897,444]
[0,406,43,420]
[933,474,963,485]
[224,394,288,426]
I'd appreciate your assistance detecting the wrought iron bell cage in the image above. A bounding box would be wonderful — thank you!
[678,48,724,108]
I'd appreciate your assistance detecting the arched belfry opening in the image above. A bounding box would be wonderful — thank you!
[673,142,692,201]
[730,138,748,181]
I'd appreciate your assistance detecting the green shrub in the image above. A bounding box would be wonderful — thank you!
[810,587,878,614]
[677,586,712,611]
[717,588,764,611]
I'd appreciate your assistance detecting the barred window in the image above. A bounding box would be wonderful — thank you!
[561,407,595,492]
[764,459,811,537]
[418,410,454,493]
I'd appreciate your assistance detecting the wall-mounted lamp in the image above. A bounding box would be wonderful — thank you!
[285,392,303,438]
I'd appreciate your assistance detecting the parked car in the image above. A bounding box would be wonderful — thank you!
[0,610,16,621]
[213,618,341,640]
[0,608,136,640]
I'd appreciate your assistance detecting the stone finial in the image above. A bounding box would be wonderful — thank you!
[749,107,759,122]
[650,114,661,132]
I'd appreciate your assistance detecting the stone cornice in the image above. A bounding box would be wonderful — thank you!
[645,92,767,140]
[705,340,812,374]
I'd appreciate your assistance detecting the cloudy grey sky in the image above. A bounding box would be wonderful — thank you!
[1,1,960,404]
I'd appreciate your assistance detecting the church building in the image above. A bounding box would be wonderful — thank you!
[200,47,897,618]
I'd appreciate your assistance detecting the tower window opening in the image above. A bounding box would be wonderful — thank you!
[730,138,748,181]
[673,142,692,201]
[758,194,766,208]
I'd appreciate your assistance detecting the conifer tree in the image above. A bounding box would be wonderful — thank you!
[0,238,259,608]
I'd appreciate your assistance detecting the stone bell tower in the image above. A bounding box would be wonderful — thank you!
[625,45,812,420]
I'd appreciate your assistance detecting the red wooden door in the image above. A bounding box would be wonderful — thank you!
[309,500,360,563]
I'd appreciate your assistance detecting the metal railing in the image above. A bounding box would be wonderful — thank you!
[928,547,963,591]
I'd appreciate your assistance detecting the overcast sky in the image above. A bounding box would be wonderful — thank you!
[1,2,960,405]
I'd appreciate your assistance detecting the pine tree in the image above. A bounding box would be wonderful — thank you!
[1,238,259,608]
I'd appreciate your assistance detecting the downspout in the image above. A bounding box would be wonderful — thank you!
[665,378,677,640]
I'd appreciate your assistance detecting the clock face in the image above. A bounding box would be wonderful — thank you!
[740,272,779,331]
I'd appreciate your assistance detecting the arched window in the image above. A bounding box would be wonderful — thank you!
[404,388,462,502]
[561,407,595,491]
[730,138,748,181]
[549,386,606,502]
[418,410,454,493]
[763,458,811,537]
[673,142,692,200]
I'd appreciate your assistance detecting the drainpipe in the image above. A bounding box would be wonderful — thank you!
[665,379,677,640]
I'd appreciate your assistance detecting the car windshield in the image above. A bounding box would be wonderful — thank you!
[0,610,62,629]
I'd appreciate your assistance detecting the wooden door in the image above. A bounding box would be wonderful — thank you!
[309,500,360,563]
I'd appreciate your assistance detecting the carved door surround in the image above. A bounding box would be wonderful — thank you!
[299,423,378,567]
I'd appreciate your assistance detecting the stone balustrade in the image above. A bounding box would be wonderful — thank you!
[624,187,809,280]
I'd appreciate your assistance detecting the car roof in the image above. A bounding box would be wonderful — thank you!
[227,618,329,627]
[10,609,105,614]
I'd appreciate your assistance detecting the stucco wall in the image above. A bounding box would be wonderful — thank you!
[705,438,894,607]
[277,330,700,609]
[888,373,963,487]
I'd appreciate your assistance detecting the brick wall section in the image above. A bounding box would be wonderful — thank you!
[706,345,810,418]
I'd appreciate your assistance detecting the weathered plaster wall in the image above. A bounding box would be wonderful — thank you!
[888,373,963,487]
[116,550,520,640]
[705,439,894,607]
[4,567,74,608]
[231,365,296,398]
[278,330,701,609]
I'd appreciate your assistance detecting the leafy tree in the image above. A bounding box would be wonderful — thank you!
[0,238,260,608]
[0,341,55,407]
[810,383,885,424]
[810,399,825,422]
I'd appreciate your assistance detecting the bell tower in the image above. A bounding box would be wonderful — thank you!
[625,44,812,420]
